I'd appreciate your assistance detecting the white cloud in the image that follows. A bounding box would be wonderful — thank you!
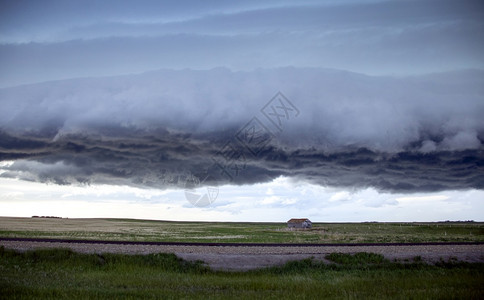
[261,195,280,205]
[396,195,450,204]
[1,177,483,221]
[329,191,351,202]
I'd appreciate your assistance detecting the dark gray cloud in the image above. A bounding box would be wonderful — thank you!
[0,128,482,193]
[0,68,482,193]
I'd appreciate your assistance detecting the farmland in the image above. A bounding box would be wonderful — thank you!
[1,217,483,299]
[0,217,483,244]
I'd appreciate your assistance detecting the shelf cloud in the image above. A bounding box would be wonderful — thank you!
[1,68,482,192]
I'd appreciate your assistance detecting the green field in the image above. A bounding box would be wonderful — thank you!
[0,217,483,243]
[1,247,483,299]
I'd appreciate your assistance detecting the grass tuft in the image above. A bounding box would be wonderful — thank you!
[325,252,387,265]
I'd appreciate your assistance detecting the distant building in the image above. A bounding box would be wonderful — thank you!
[287,218,312,229]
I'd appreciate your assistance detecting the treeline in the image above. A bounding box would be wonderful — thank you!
[442,220,475,223]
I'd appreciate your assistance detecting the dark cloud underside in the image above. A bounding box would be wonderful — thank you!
[0,127,483,193]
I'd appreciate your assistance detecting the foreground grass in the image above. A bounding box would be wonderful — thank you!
[0,217,483,244]
[1,247,483,299]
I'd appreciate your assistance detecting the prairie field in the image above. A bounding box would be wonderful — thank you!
[0,217,482,244]
[1,217,483,299]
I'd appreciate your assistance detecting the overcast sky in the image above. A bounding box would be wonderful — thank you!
[0,0,483,222]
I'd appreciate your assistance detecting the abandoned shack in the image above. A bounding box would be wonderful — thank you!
[287,218,312,229]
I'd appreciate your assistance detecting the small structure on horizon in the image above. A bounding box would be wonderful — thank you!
[287,218,312,229]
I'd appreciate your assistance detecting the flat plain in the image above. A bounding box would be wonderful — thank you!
[1,217,483,299]
[0,217,482,243]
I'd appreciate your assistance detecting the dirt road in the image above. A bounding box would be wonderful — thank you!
[1,238,482,271]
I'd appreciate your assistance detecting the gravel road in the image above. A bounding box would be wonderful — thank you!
[1,240,483,271]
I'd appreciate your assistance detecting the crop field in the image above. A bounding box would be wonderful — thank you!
[1,247,483,299]
[0,217,483,244]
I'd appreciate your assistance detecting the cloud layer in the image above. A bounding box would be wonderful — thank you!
[1,0,483,87]
[0,68,482,192]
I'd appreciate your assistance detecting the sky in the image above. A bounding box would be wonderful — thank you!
[0,0,483,222]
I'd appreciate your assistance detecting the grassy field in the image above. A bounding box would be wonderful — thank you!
[1,247,483,299]
[0,217,483,243]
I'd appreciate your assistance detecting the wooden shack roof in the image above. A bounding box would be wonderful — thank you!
[287,218,310,223]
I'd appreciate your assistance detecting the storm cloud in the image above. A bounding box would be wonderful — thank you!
[1,68,482,192]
